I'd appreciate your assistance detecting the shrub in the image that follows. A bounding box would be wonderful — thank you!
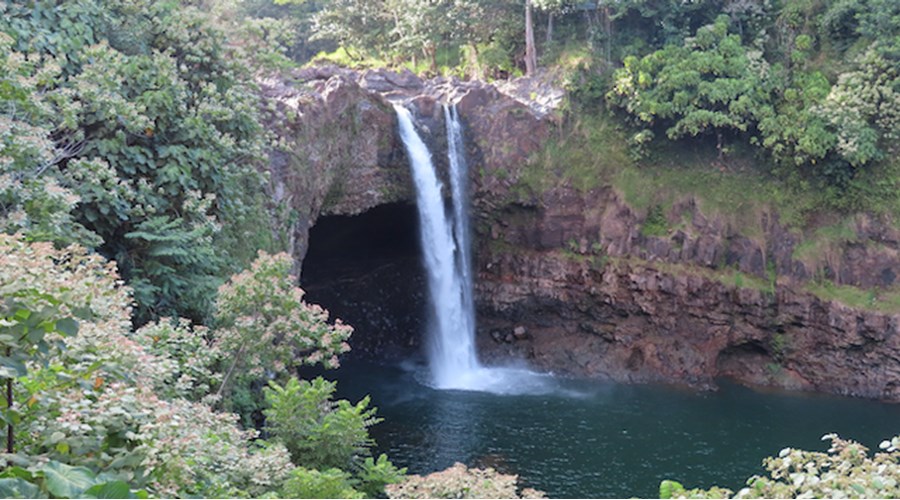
[355,454,407,498]
[661,433,900,499]
[131,317,222,402]
[281,467,363,499]
[385,463,545,499]
[212,252,352,404]
[263,376,378,470]
[0,234,296,497]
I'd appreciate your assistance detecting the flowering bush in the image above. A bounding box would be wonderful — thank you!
[1,234,296,497]
[661,433,900,499]
[132,318,222,403]
[386,463,545,499]
[815,45,900,168]
[213,251,352,394]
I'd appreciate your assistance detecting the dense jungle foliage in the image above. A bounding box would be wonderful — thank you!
[1,0,899,498]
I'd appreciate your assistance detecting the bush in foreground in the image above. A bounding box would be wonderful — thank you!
[386,462,545,499]
[662,433,900,499]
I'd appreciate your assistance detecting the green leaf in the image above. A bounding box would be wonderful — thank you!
[0,478,42,499]
[26,328,46,344]
[0,357,27,378]
[0,467,35,481]
[43,461,97,498]
[55,318,79,337]
[81,481,133,499]
[660,480,685,499]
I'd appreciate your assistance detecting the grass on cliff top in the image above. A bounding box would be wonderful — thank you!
[518,112,821,235]
[803,281,900,314]
[614,140,820,235]
[518,112,631,194]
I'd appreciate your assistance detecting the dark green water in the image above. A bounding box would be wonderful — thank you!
[332,360,900,498]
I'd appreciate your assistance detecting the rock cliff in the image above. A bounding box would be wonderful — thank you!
[474,186,900,401]
[261,66,900,402]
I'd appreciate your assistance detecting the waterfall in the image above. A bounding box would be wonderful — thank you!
[444,104,477,366]
[396,103,555,394]
[395,104,479,388]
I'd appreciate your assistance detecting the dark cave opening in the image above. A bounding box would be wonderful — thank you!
[716,341,774,383]
[300,202,427,360]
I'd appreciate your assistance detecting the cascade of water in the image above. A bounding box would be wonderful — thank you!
[396,103,555,394]
[394,104,479,388]
[444,104,476,359]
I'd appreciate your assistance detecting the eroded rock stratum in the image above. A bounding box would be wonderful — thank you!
[261,66,900,402]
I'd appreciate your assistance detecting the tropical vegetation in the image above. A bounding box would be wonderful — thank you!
[2,0,899,498]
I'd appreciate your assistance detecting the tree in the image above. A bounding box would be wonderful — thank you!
[305,0,392,58]
[212,251,352,417]
[1,0,270,325]
[756,69,835,167]
[525,0,537,75]
[607,15,774,158]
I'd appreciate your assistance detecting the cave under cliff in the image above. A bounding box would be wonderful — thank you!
[300,202,427,360]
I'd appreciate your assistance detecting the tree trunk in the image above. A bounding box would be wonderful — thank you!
[426,43,437,74]
[467,43,481,80]
[525,0,537,76]
[546,12,554,44]
[6,380,12,454]
[6,347,12,455]
[603,4,613,64]
[717,131,724,161]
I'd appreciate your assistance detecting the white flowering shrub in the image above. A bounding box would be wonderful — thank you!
[213,251,352,395]
[132,317,222,402]
[816,45,900,168]
[662,433,900,499]
[1,234,296,497]
[386,463,546,499]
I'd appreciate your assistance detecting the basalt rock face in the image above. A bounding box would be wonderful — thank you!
[474,185,900,401]
[262,66,900,401]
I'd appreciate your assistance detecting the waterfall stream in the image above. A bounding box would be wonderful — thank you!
[395,104,479,388]
[395,103,555,394]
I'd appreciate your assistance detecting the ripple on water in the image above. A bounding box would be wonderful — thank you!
[333,360,900,498]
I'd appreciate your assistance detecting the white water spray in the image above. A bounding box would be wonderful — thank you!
[396,103,558,394]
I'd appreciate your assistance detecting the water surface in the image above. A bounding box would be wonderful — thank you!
[333,360,900,498]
